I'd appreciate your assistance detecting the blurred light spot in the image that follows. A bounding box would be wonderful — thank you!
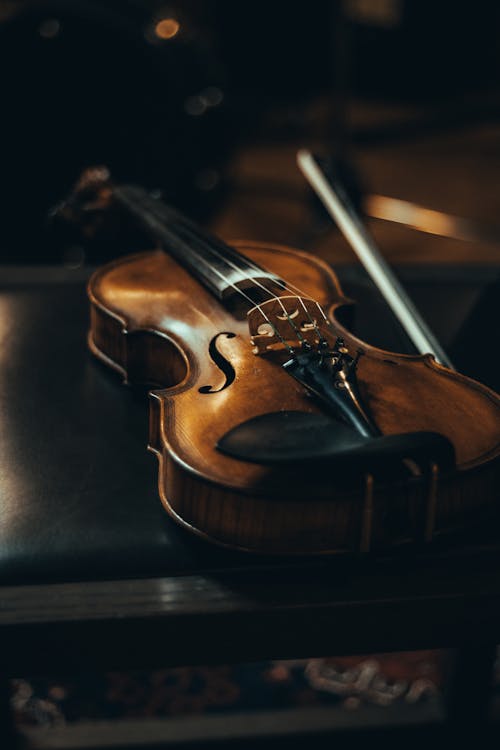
[345,0,401,28]
[184,95,207,116]
[155,18,180,39]
[366,195,460,239]
[344,696,361,710]
[48,686,67,701]
[38,19,61,39]
[267,665,291,682]
[195,169,220,191]
[202,86,224,107]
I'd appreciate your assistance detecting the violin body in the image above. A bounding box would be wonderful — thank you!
[88,240,500,554]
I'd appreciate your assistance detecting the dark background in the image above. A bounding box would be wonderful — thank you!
[2,0,500,263]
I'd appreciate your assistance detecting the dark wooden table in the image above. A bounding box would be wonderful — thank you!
[1,263,499,748]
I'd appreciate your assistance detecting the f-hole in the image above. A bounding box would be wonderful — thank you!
[199,332,237,394]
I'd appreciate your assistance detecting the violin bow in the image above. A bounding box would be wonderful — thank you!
[297,149,455,370]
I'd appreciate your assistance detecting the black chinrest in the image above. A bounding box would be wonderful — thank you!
[217,411,455,479]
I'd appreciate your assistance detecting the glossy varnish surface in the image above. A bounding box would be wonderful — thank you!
[88,242,500,554]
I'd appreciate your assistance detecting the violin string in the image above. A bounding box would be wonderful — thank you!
[168,216,330,347]
[229,256,331,342]
[182,213,331,336]
[155,203,308,311]
[165,217,309,348]
[165,209,332,344]
[165,235,295,354]
[210,240,335,337]
[125,187,333,349]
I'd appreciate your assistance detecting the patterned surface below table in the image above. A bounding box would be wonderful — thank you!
[11,651,446,729]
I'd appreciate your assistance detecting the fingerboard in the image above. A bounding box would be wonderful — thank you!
[114,185,280,300]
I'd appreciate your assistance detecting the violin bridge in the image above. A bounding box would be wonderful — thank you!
[247,296,326,354]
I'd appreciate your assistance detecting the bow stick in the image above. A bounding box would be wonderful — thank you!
[297,149,454,370]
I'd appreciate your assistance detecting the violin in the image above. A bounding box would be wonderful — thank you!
[62,168,500,554]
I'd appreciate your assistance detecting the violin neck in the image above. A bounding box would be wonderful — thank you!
[113,185,280,300]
